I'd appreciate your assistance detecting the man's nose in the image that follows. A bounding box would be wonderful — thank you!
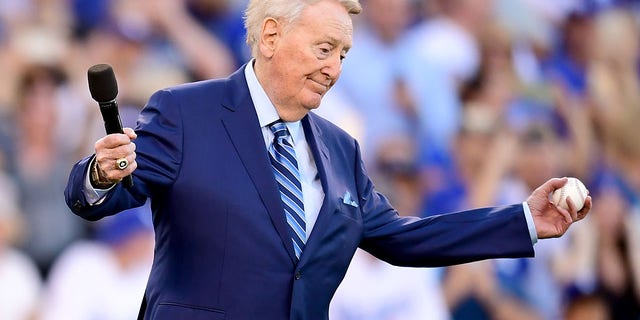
[321,55,342,81]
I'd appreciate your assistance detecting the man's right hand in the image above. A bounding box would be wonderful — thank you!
[91,127,138,187]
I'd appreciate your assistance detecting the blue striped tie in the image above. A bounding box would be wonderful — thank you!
[268,121,306,259]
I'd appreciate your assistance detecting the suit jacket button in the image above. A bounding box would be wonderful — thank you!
[73,200,82,211]
[294,271,302,280]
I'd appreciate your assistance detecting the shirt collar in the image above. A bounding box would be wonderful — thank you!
[244,60,302,142]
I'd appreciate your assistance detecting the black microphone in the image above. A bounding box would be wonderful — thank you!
[87,64,133,188]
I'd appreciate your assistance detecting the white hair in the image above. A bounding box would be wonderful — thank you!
[244,0,362,58]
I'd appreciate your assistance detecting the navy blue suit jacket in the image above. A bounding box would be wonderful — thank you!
[65,66,534,319]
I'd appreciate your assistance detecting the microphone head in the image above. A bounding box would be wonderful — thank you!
[87,64,118,102]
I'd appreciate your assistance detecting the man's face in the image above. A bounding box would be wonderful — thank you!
[258,0,353,121]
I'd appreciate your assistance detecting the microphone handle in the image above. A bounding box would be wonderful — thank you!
[99,101,133,188]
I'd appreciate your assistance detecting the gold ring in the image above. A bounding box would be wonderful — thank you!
[116,158,129,170]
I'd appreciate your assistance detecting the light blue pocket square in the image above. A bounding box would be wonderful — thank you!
[342,191,359,208]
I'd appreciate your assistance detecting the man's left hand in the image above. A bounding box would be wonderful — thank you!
[526,177,592,239]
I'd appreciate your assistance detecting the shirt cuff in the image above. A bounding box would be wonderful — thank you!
[83,160,115,205]
[522,202,538,245]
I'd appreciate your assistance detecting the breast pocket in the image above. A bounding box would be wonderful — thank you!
[153,302,225,320]
[338,200,362,223]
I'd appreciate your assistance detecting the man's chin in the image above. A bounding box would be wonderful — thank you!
[303,95,323,110]
[304,103,322,112]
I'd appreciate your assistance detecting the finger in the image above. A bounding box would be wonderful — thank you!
[123,127,137,140]
[116,155,137,176]
[557,206,573,224]
[95,133,132,151]
[125,158,137,174]
[102,143,136,160]
[117,162,137,180]
[103,133,132,146]
[115,141,137,157]
[100,153,137,181]
[565,196,579,221]
[113,152,137,171]
[578,196,593,218]
[95,159,122,183]
[538,177,568,195]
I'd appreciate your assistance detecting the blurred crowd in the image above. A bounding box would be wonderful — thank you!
[0,0,638,319]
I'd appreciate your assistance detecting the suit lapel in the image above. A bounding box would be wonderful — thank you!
[220,69,297,264]
[299,114,340,261]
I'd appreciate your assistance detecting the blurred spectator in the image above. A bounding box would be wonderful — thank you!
[69,0,235,91]
[493,124,574,320]
[330,249,449,320]
[330,137,449,320]
[4,64,88,275]
[427,20,597,319]
[588,8,640,165]
[420,22,519,215]
[543,11,596,98]
[588,172,640,319]
[0,173,42,320]
[400,0,495,151]
[442,261,542,320]
[409,0,493,83]
[39,204,154,320]
[563,292,610,320]
[437,122,577,320]
[432,112,537,320]
[136,0,238,80]
[333,0,416,161]
[494,0,577,85]
[0,1,637,319]
[584,15,640,317]
[185,0,251,66]
[69,0,110,39]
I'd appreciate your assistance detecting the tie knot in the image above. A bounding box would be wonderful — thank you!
[269,121,290,139]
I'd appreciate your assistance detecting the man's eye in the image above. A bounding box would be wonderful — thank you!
[316,43,334,55]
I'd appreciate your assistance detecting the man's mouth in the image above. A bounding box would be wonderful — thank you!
[309,78,330,94]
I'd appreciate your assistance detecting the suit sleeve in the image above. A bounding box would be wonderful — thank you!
[354,141,534,267]
[64,89,183,221]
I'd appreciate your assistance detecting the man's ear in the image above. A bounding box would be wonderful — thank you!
[259,18,280,59]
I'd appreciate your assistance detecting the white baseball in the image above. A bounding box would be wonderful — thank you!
[551,177,589,211]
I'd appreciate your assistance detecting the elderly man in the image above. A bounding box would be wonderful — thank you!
[65,0,591,319]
